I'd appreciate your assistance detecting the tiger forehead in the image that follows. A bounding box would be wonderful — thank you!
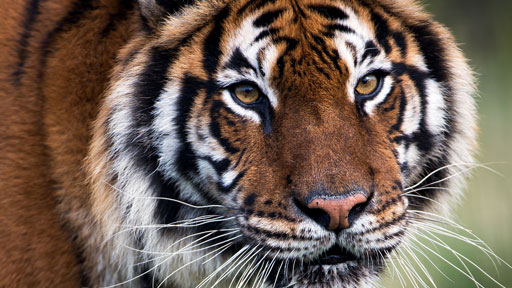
[220,0,382,93]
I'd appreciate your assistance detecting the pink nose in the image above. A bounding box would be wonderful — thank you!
[307,194,368,230]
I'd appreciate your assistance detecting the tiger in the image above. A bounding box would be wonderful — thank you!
[0,0,479,287]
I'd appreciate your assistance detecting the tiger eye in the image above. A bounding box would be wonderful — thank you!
[355,74,379,95]
[233,84,260,104]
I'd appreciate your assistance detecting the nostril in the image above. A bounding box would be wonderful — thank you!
[306,193,368,231]
[347,200,369,225]
[293,198,331,229]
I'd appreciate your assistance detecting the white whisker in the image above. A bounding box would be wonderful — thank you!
[103,180,227,209]
[156,242,234,288]
[404,162,503,192]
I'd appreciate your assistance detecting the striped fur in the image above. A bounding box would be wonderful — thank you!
[0,0,476,287]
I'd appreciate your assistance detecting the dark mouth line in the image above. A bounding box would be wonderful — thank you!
[315,243,359,265]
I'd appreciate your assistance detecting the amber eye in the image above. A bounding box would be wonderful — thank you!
[232,83,261,104]
[355,73,380,96]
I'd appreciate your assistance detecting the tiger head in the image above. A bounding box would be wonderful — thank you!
[88,0,476,287]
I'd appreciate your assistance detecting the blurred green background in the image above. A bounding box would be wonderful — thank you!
[382,0,512,287]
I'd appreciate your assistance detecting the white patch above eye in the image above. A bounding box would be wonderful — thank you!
[363,76,394,115]
[219,14,280,109]
[424,79,447,134]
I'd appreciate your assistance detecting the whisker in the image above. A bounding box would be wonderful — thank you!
[414,228,506,288]
[410,220,501,268]
[229,246,263,288]
[407,209,510,268]
[120,216,236,230]
[238,249,272,288]
[197,244,251,288]
[103,180,227,209]
[398,242,436,288]
[273,258,285,288]
[387,250,407,288]
[406,230,486,288]
[404,162,503,192]
[406,239,454,282]
[395,251,421,288]
[156,242,234,288]
[233,247,263,288]
[258,252,280,288]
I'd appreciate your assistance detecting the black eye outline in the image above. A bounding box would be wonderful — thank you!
[228,81,265,107]
[354,70,388,100]
[226,81,274,134]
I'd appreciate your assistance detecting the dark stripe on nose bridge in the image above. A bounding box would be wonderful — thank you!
[311,35,343,76]
[307,4,348,21]
[253,9,285,28]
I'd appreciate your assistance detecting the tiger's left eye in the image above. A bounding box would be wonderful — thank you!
[232,84,261,104]
[355,73,379,96]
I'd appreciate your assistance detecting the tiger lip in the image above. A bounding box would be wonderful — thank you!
[314,244,358,265]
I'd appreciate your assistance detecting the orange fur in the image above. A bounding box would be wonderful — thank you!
[0,0,476,287]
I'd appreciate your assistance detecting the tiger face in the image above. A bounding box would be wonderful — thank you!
[89,0,476,287]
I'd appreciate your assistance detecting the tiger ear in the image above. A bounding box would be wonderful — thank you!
[138,0,196,30]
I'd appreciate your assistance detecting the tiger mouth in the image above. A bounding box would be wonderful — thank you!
[314,244,358,265]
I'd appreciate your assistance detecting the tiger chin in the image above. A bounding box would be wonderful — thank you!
[0,0,477,287]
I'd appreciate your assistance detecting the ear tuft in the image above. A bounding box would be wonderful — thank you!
[138,0,196,31]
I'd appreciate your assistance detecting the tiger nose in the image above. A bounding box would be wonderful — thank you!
[307,193,368,230]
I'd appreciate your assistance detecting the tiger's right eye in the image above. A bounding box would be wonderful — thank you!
[231,84,261,105]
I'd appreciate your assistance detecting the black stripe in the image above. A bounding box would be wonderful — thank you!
[312,35,343,75]
[39,0,96,80]
[237,0,277,16]
[409,26,450,86]
[323,23,355,36]
[129,43,189,226]
[12,0,42,84]
[361,40,380,64]
[307,4,348,21]
[272,37,299,78]
[100,0,134,37]
[370,11,392,54]
[392,31,407,57]
[391,62,434,153]
[200,156,231,176]
[202,6,230,73]
[224,48,257,74]
[253,27,279,43]
[175,75,208,176]
[233,148,246,169]
[253,9,285,28]
[217,170,246,194]
[389,81,406,133]
[291,0,307,18]
[133,46,179,130]
[209,101,241,154]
